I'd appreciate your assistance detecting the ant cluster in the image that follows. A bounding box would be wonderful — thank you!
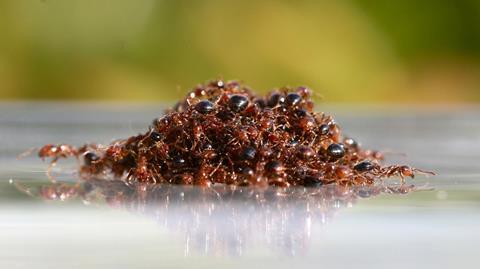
[37,80,433,187]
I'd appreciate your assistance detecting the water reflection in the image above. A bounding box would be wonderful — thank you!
[14,180,416,256]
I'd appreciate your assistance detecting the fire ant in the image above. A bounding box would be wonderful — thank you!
[19,144,87,182]
[32,79,434,187]
[381,165,435,181]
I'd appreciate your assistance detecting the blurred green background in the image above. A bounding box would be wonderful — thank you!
[0,0,479,103]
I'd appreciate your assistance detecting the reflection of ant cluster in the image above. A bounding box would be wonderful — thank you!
[14,180,417,256]
[35,80,433,186]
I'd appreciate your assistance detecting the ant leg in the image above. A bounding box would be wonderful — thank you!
[308,134,318,147]
[202,136,213,148]
[16,147,38,160]
[173,144,188,153]
[46,157,59,183]
[190,140,197,151]
[209,158,224,177]
[354,174,370,185]
[413,168,436,176]
[226,137,237,146]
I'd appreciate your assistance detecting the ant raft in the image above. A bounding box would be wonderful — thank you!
[32,80,434,187]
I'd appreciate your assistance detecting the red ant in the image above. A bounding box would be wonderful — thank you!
[381,165,435,181]
[31,80,434,187]
[19,144,88,182]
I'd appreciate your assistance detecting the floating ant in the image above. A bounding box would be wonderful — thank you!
[19,144,88,181]
[380,165,435,181]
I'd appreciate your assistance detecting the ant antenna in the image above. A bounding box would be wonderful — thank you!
[17,147,38,160]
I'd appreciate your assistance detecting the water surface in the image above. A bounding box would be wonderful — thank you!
[1,103,479,269]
